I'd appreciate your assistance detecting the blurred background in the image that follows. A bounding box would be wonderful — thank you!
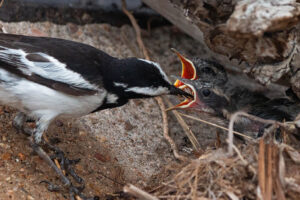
[1,0,167,27]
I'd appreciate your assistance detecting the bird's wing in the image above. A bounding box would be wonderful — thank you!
[0,33,111,96]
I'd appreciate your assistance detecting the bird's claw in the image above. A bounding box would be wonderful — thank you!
[40,180,98,200]
[49,147,83,184]
[40,180,61,192]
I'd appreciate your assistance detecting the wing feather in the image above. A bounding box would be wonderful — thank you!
[0,42,100,96]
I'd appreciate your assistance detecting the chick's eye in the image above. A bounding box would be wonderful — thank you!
[202,89,211,97]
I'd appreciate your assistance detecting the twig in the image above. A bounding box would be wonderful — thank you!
[121,0,196,159]
[232,144,256,174]
[273,145,286,200]
[228,112,240,155]
[121,0,150,60]
[228,111,285,155]
[178,112,254,142]
[124,184,159,200]
[165,98,201,152]
[265,143,273,200]
[258,139,266,198]
[156,97,188,161]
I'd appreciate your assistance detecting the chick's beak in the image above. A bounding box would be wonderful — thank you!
[168,49,207,112]
[171,48,197,87]
[166,84,210,112]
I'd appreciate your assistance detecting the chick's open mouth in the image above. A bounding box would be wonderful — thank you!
[167,49,210,112]
[175,84,195,107]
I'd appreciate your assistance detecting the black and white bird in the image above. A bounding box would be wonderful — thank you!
[0,33,190,198]
[170,50,300,138]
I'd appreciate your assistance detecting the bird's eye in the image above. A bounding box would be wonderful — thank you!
[202,89,211,97]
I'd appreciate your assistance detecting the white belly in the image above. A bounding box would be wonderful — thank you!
[0,69,106,119]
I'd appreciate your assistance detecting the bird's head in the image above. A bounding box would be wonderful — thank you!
[111,58,192,99]
[171,49,228,88]
[168,49,229,114]
[168,78,230,114]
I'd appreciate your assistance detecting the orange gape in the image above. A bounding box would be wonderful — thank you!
[172,49,197,88]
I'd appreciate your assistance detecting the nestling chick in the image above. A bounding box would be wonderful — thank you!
[171,50,300,137]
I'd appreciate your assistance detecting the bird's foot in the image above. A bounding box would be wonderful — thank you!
[41,180,98,200]
[30,139,97,199]
[45,143,83,184]
[44,143,100,199]
[40,180,61,192]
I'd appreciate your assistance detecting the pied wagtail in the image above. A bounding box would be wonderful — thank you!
[0,33,191,198]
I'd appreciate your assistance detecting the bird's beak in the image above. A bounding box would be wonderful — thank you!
[169,85,193,98]
[171,48,197,88]
[166,83,209,112]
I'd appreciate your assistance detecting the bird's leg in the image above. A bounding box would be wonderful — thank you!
[13,112,25,131]
[45,143,84,184]
[13,112,35,136]
[29,116,96,199]
[29,137,71,187]
[30,118,72,189]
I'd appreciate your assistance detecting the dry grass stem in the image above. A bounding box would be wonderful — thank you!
[258,139,266,197]
[265,143,273,200]
[178,112,254,142]
[232,144,256,174]
[227,111,287,155]
[165,98,201,152]
[156,97,188,161]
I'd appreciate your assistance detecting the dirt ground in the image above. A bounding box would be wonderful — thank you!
[0,21,227,199]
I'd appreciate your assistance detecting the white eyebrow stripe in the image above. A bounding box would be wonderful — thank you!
[138,58,171,84]
[0,46,98,90]
[125,86,168,96]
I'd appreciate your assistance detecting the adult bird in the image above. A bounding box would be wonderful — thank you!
[170,50,300,138]
[0,33,191,199]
